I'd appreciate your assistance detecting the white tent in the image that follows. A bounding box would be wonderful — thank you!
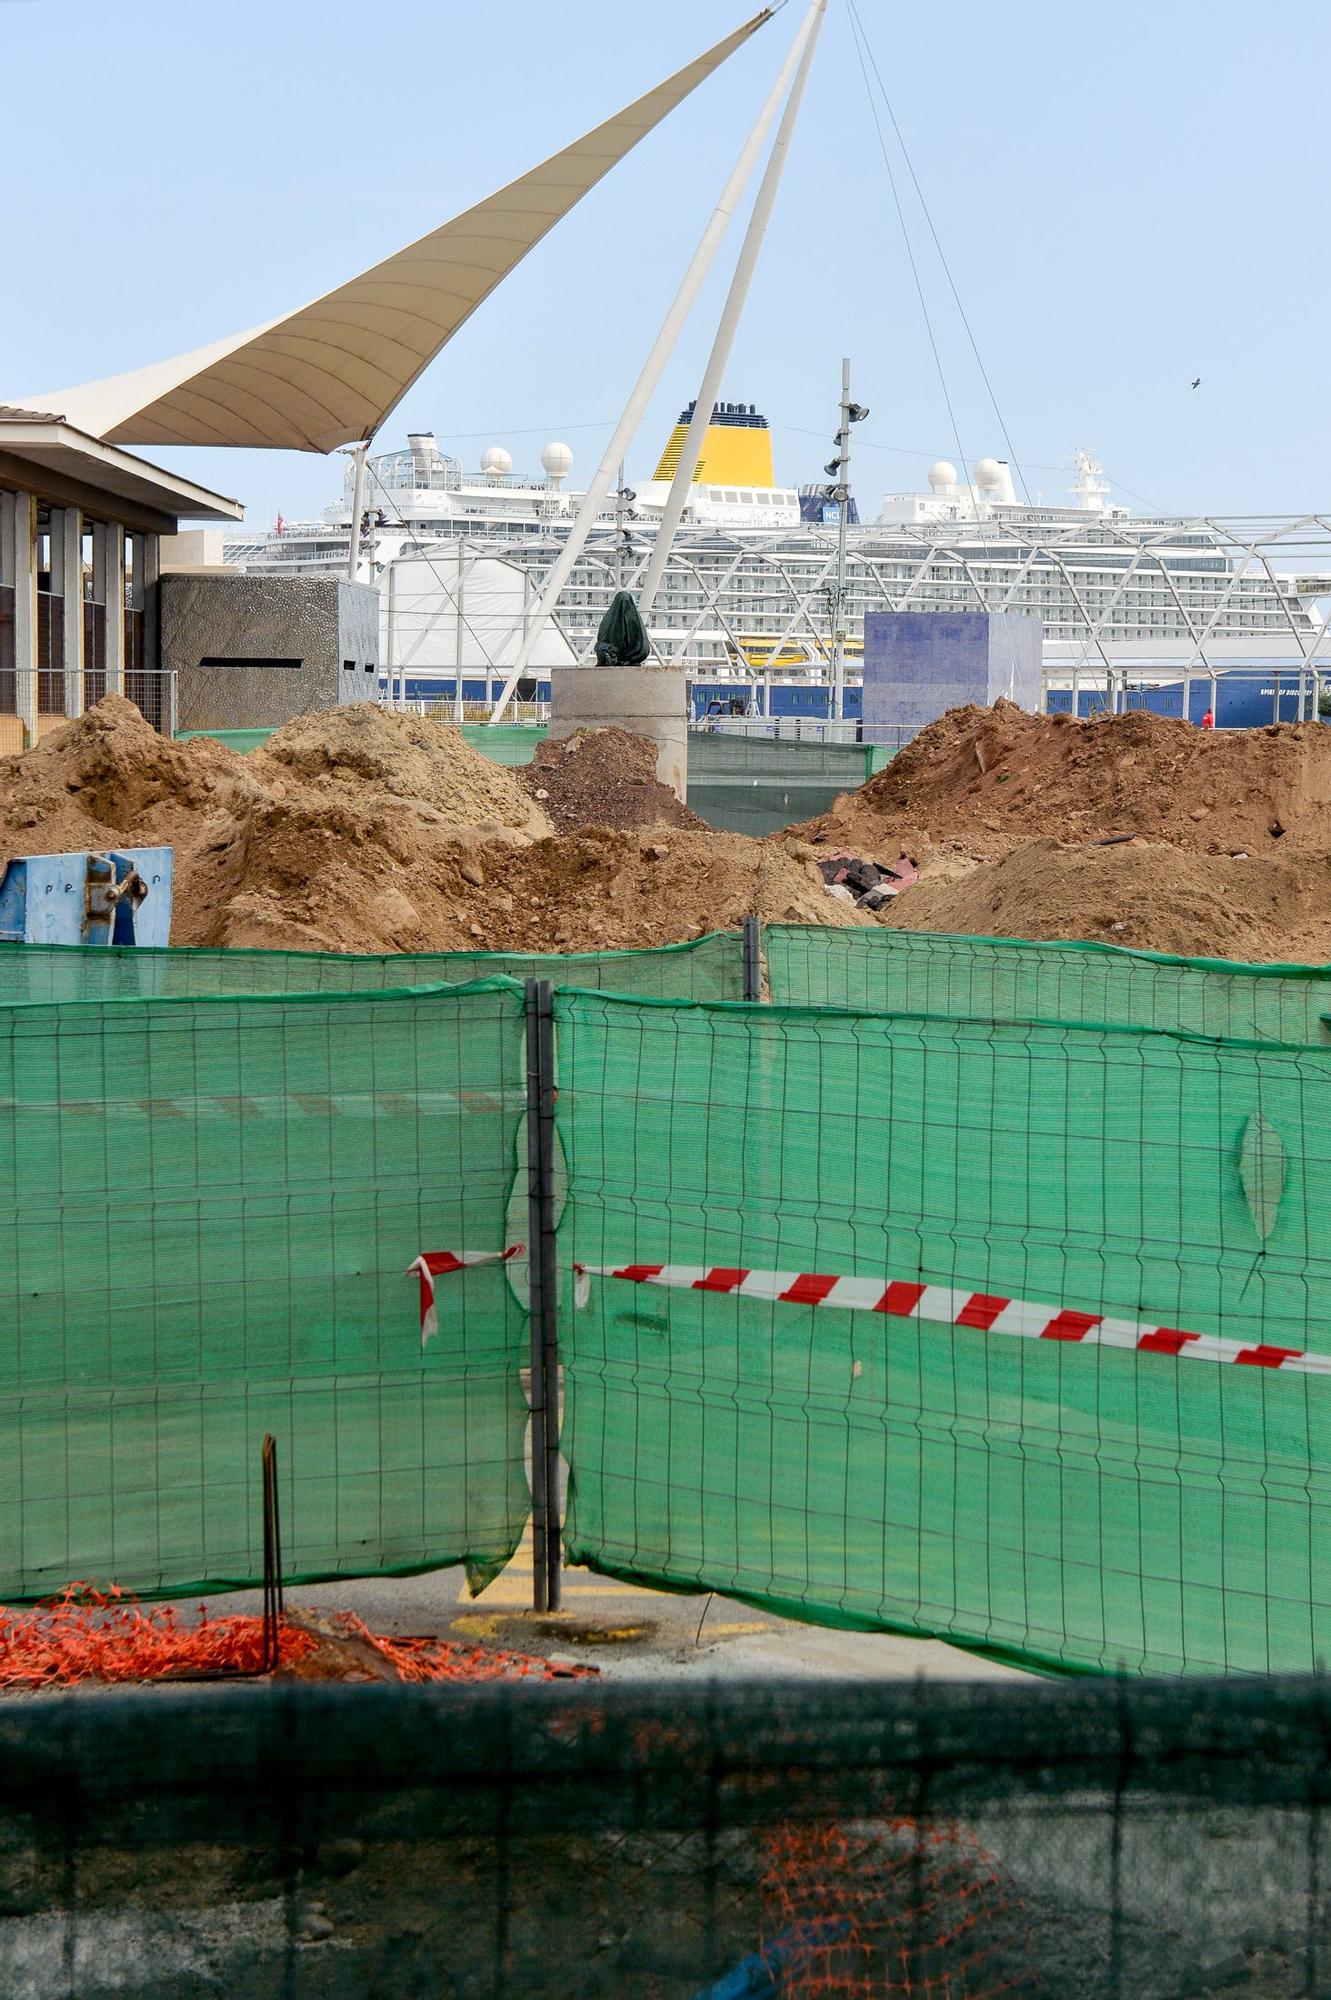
[26,12,769,453]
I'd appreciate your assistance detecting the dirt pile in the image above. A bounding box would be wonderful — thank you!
[520,727,704,834]
[1,699,868,954]
[0,695,258,855]
[468,828,860,952]
[796,701,1331,858]
[884,837,1331,962]
[252,704,550,837]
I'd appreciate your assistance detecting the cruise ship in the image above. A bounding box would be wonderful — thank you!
[222,402,1331,725]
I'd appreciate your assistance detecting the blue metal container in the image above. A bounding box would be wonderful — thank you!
[0,848,174,947]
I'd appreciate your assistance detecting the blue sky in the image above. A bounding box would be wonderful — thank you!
[2,0,1325,526]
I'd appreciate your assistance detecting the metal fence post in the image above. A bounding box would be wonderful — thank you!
[524,978,561,1612]
[742,915,763,1002]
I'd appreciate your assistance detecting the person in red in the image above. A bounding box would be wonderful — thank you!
[1200,706,1215,729]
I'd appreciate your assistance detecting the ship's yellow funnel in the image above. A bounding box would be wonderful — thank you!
[654,399,775,487]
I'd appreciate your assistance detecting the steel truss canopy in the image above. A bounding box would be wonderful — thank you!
[22,11,770,454]
[469,511,1331,677]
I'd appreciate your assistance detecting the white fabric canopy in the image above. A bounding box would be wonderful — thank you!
[29,12,769,453]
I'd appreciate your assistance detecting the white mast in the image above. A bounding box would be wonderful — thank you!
[487,5,815,723]
[346,441,369,581]
[637,0,825,623]
[831,358,851,721]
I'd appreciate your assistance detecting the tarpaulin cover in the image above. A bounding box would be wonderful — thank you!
[593,589,651,666]
[556,989,1331,1674]
[765,924,1331,1044]
[0,980,530,1600]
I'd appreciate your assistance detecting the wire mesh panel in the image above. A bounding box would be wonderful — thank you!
[765,925,1331,1043]
[0,980,530,1600]
[556,991,1331,1675]
[0,930,747,1005]
[4,1675,1331,1998]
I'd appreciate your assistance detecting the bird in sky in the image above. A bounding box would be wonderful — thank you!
[1191,377,1201,389]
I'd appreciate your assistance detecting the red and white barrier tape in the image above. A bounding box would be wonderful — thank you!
[572,1261,1331,1377]
[408,1247,523,1346]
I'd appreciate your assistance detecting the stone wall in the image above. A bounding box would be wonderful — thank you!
[159,573,381,730]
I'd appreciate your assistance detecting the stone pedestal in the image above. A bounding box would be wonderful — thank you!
[549,665,689,799]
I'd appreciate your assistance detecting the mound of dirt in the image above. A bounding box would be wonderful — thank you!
[253,704,551,837]
[796,701,1331,858]
[1,698,869,955]
[884,836,1331,962]
[0,695,256,856]
[520,727,705,834]
[193,824,865,955]
[459,828,869,953]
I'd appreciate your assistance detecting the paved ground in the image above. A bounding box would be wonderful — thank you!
[179,1527,1025,1684]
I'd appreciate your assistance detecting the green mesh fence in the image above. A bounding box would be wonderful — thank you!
[766,923,1331,1043]
[460,721,547,765]
[0,929,745,1005]
[556,990,1331,1676]
[0,980,530,1602]
[176,722,549,764]
[8,1675,1331,1999]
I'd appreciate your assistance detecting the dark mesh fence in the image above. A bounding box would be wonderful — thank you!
[5,1673,1331,1998]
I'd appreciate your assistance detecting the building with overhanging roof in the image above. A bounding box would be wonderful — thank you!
[0,407,242,752]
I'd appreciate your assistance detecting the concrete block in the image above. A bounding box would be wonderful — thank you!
[160,573,381,729]
[862,611,1043,732]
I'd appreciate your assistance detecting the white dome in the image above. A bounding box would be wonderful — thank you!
[541,441,574,479]
[480,445,512,477]
[928,459,958,492]
[974,456,1003,489]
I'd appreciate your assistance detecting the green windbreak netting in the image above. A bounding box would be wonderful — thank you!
[0,930,745,1005]
[0,931,744,1005]
[0,979,530,1601]
[766,924,1331,1043]
[555,991,1331,1676]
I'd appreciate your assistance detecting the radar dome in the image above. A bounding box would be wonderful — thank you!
[974,457,1003,489]
[541,441,574,481]
[480,445,512,477]
[928,460,958,493]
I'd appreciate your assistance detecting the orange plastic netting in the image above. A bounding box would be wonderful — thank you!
[0,1587,593,1690]
[761,1821,1029,1998]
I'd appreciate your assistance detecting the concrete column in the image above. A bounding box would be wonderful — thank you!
[140,533,160,670]
[103,524,125,693]
[6,491,38,732]
[57,506,84,718]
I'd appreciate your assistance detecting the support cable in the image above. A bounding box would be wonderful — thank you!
[846,0,1031,505]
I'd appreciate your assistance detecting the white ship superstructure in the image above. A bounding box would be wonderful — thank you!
[223,416,1331,698]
